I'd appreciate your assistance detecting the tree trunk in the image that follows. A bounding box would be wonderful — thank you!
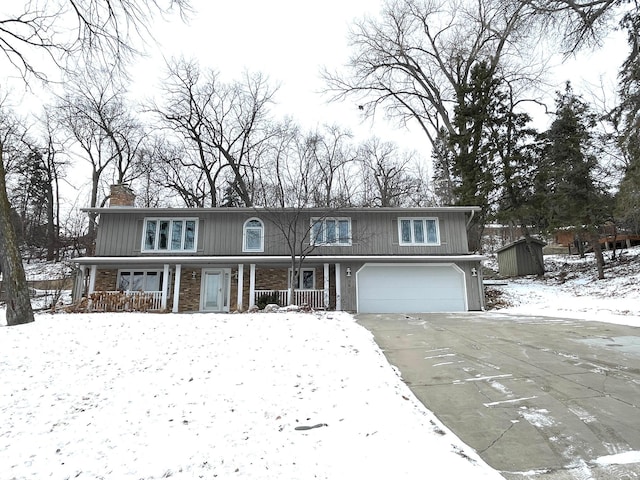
[0,150,34,326]
[589,231,605,280]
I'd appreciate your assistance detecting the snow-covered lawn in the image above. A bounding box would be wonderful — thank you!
[2,246,639,479]
[0,311,502,479]
[486,246,640,326]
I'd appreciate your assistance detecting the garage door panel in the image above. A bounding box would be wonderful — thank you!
[357,264,466,313]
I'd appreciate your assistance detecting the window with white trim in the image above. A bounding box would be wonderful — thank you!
[398,217,440,245]
[117,270,163,292]
[288,268,316,290]
[310,218,351,246]
[243,218,264,252]
[143,218,197,252]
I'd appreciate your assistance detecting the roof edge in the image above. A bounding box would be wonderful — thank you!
[80,206,483,214]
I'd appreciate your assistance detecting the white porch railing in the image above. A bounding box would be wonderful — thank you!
[254,289,326,309]
[89,291,163,312]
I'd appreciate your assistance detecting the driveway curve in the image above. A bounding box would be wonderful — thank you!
[356,312,640,480]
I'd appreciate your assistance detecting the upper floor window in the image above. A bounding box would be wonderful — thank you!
[311,218,352,246]
[243,218,264,252]
[398,217,439,245]
[143,218,197,252]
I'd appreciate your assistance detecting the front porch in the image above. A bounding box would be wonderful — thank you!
[254,289,325,309]
[77,261,344,313]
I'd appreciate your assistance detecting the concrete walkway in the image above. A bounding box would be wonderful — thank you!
[356,312,640,480]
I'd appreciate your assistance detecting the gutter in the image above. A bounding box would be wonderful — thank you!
[73,254,487,265]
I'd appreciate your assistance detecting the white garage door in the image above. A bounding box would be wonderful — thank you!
[356,264,467,313]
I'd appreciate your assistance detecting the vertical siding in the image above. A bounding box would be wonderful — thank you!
[497,249,518,277]
[94,209,475,257]
[498,242,544,277]
[516,243,544,275]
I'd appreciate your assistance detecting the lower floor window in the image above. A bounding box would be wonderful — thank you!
[118,270,163,291]
[288,268,315,290]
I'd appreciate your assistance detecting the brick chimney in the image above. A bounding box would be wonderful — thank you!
[109,184,136,207]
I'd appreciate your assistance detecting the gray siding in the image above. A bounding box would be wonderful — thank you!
[94,209,473,257]
[497,241,544,277]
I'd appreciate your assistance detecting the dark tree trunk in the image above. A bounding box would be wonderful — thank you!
[0,150,34,326]
[589,231,605,280]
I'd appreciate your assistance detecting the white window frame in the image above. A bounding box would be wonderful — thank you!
[310,217,352,246]
[243,217,264,252]
[117,269,164,292]
[288,268,316,290]
[142,218,198,252]
[398,217,440,246]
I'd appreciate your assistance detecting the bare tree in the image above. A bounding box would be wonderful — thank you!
[519,0,632,54]
[323,0,543,246]
[0,0,191,82]
[37,109,67,261]
[305,124,357,207]
[0,0,190,325]
[357,137,422,207]
[56,67,147,251]
[0,99,34,325]
[152,58,277,207]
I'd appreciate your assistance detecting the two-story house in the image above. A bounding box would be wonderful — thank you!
[72,185,485,313]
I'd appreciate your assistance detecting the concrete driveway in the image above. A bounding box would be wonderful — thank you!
[356,312,640,480]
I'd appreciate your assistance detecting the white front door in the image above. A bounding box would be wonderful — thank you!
[201,269,227,311]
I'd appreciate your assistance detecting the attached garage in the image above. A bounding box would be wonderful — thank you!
[356,263,467,313]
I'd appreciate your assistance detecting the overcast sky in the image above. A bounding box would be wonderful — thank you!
[129,0,395,146]
[130,0,627,150]
[0,0,629,202]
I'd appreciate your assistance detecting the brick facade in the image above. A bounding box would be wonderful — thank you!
[178,268,201,312]
[95,269,118,291]
[92,265,336,312]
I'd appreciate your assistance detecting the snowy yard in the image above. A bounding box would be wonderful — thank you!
[0,311,502,479]
[2,246,640,479]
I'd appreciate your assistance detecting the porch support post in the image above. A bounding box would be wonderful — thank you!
[323,263,330,309]
[73,265,87,300]
[172,264,182,313]
[161,264,170,310]
[237,264,244,311]
[249,264,256,308]
[335,263,342,311]
[88,265,97,293]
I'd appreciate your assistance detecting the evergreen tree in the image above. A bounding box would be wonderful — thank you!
[447,61,501,250]
[537,83,612,278]
[612,10,640,233]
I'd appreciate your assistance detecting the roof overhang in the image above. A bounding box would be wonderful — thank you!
[80,206,482,215]
[73,254,487,265]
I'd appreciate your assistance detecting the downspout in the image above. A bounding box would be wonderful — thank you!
[465,209,476,229]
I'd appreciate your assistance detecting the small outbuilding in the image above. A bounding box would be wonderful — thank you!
[496,238,546,277]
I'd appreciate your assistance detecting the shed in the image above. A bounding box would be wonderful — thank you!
[496,238,546,277]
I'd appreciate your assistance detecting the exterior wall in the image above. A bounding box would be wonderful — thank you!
[498,242,544,277]
[340,260,483,312]
[178,267,201,312]
[460,261,483,310]
[93,209,474,257]
[497,248,518,277]
[238,265,330,309]
[86,206,481,313]
[339,262,362,312]
[95,269,117,291]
